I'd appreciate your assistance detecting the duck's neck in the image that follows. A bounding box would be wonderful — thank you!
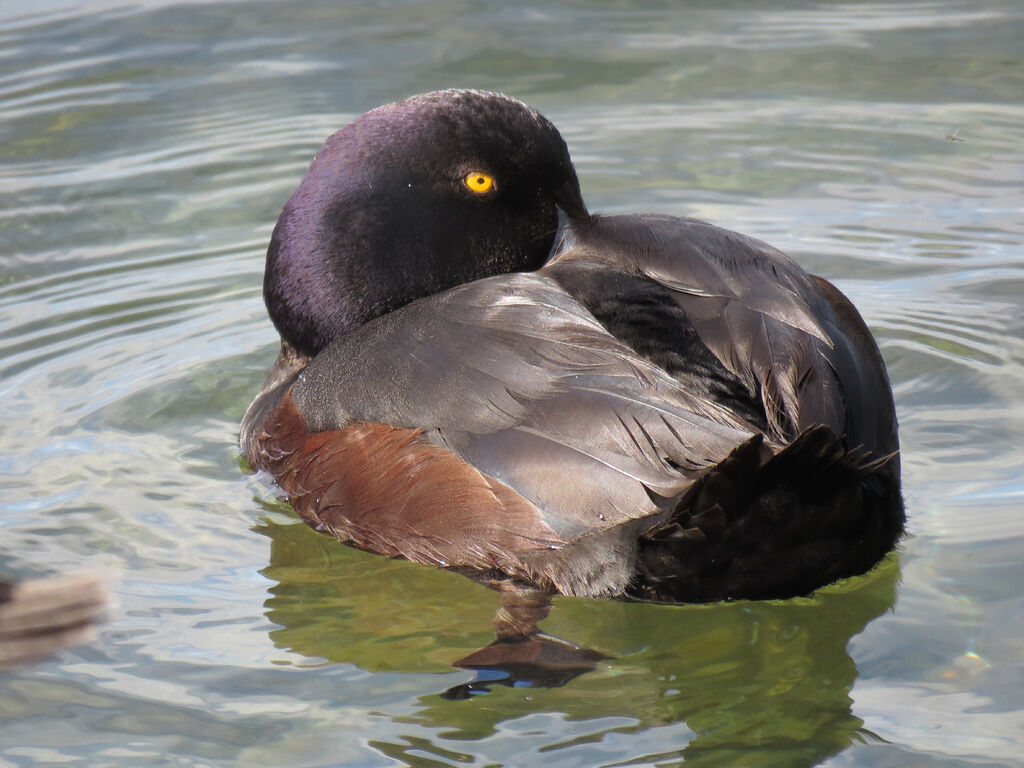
[239,339,309,460]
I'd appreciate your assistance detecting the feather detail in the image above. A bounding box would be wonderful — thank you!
[251,390,565,581]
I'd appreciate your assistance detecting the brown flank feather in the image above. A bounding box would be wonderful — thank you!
[252,390,565,581]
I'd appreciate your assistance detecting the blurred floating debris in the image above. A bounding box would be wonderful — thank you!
[0,572,111,667]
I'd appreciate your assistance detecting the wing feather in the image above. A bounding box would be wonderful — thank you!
[290,273,757,543]
[554,215,856,444]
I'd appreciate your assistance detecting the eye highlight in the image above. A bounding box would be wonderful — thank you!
[464,172,495,194]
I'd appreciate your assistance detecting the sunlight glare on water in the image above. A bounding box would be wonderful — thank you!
[1,1,1023,766]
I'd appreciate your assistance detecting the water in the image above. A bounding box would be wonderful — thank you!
[1,1,1022,765]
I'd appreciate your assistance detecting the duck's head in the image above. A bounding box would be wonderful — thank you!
[264,89,588,357]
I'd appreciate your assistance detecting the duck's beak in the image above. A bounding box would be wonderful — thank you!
[554,171,589,223]
[551,204,583,262]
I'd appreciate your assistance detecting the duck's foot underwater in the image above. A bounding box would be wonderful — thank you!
[442,585,607,698]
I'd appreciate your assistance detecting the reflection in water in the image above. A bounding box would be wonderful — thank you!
[259,517,899,766]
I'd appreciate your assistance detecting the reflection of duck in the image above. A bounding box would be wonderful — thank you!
[260,518,900,765]
[0,573,108,666]
[242,89,903,603]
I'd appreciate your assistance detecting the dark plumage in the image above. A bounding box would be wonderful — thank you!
[242,89,903,603]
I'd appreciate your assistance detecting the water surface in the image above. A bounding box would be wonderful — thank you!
[2,1,1023,766]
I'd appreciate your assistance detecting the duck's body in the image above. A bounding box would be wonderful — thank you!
[242,90,902,602]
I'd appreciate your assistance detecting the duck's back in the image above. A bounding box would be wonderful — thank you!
[547,214,899,457]
[244,214,902,602]
[544,215,903,599]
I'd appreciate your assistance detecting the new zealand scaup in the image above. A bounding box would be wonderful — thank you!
[241,90,903,603]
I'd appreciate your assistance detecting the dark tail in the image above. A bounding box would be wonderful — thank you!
[631,426,904,603]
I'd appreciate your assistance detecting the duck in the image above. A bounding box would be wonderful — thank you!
[241,89,903,603]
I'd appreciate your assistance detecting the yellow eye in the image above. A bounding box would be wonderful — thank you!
[464,172,495,194]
